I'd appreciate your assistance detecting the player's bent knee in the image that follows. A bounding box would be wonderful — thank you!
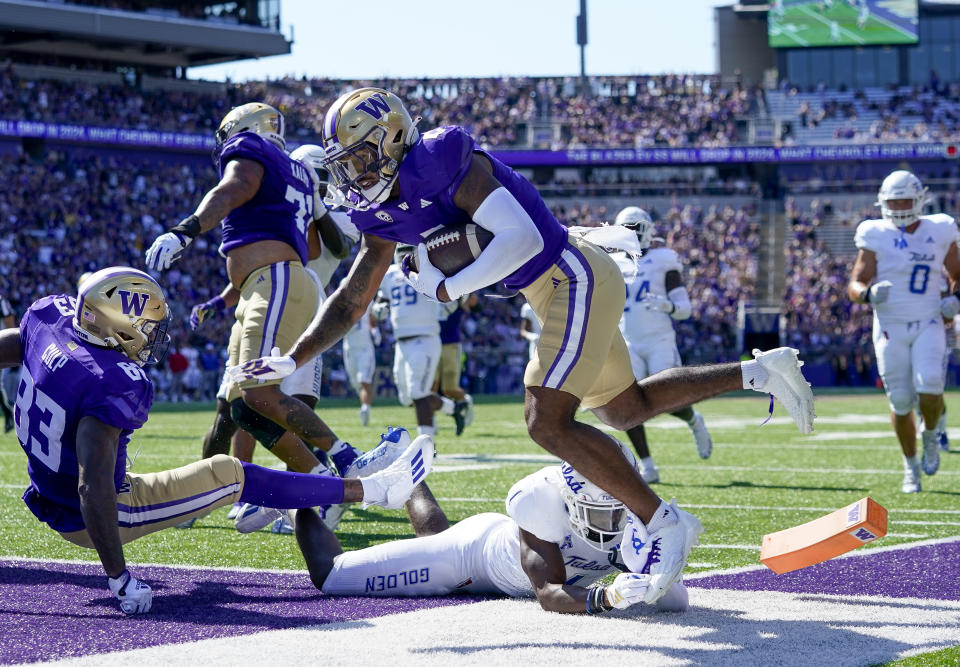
[230,398,285,449]
[887,389,915,416]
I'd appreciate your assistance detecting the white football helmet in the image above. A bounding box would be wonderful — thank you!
[73,267,171,366]
[557,439,638,552]
[320,87,420,211]
[877,170,927,225]
[615,206,655,250]
[214,102,285,161]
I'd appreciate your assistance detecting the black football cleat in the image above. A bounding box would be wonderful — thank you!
[452,400,470,436]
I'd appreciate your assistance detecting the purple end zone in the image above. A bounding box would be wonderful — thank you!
[0,560,487,665]
[688,540,960,600]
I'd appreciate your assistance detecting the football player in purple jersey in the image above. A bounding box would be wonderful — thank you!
[0,267,434,615]
[144,103,367,492]
[227,88,816,603]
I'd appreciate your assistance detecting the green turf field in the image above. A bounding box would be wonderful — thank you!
[769,2,917,48]
[1,389,957,576]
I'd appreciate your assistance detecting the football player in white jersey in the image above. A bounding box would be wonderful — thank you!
[611,207,713,482]
[519,301,541,363]
[848,170,960,493]
[342,301,381,426]
[378,245,469,437]
[293,436,691,614]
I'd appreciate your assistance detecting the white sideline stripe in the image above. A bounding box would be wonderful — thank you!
[0,554,310,576]
[886,532,929,539]
[684,502,960,516]
[665,464,960,476]
[896,520,960,527]
[698,544,761,551]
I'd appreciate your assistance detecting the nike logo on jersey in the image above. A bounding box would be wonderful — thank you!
[420,199,433,208]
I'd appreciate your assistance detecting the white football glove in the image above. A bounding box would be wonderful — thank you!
[618,511,653,574]
[642,293,675,313]
[941,295,960,319]
[605,573,651,610]
[403,244,446,302]
[371,300,390,322]
[107,569,152,615]
[865,280,893,305]
[145,231,190,271]
[225,346,297,383]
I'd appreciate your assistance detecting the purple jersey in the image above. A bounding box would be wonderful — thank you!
[15,295,153,533]
[440,307,465,344]
[218,132,314,265]
[348,126,568,290]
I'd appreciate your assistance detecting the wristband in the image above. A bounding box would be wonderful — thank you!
[668,301,676,314]
[585,585,613,614]
[107,569,131,594]
[171,214,202,240]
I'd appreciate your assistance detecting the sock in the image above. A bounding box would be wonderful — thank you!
[418,425,436,437]
[439,396,455,415]
[309,462,332,476]
[644,500,678,532]
[238,461,345,507]
[360,403,371,413]
[329,439,360,471]
[741,360,769,391]
[640,456,657,471]
[904,453,921,469]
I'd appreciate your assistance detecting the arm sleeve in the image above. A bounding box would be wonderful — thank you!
[667,286,691,320]
[443,187,545,300]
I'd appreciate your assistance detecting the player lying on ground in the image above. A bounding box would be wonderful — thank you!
[0,267,434,615]
[294,432,687,614]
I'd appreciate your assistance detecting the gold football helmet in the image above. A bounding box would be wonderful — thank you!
[73,267,171,366]
[320,87,420,210]
[214,102,285,159]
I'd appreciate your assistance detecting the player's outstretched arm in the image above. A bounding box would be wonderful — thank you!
[0,328,22,369]
[75,416,125,578]
[145,158,263,271]
[76,416,152,614]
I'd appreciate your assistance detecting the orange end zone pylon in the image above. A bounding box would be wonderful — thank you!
[760,497,888,574]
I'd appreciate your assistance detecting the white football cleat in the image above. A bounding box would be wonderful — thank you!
[751,347,815,434]
[689,412,712,459]
[270,513,294,534]
[921,429,940,476]
[360,434,434,509]
[902,457,922,493]
[226,502,244,520]
[641,500,703,604]
[342,427,412,479]
[234,503,283,534]
[320,503,348,531]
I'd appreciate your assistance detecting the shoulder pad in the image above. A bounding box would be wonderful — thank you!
[505,467,569,544]
[401,126,474,199]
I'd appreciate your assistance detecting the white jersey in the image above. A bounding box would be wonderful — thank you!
[519,302,541,360]
[379,265,447,339]
[615,247,682,343]
[854,214,959,324]
[320,465,621,599]
[306,211,360,289]
[343,302,375,351]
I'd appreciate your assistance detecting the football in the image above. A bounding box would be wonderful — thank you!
[411,223,494,277]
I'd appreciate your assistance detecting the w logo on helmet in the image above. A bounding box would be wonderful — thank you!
[118,290,151,317]
[355,94,391,119]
